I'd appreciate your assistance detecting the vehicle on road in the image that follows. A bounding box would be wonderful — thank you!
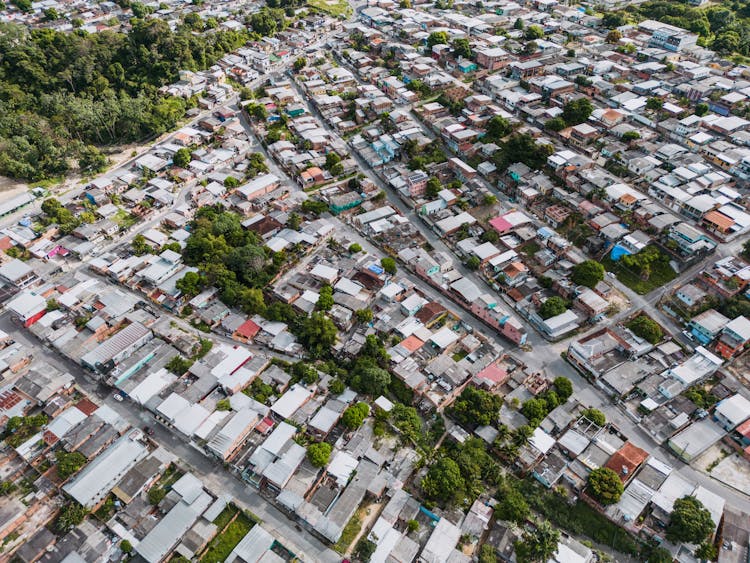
[113,393,123,402]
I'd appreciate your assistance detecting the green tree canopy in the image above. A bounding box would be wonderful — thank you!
[297,312,337,358]
[588,467,624,505]
[342,401,369,429]
[381,257,397,275]
[581,408,606,426]
[307,441,332,467]
[562,98,594,126]
[552,377,573,402]
[514,521,560,563]
[539,296,567,319]
[173,147,191,168]
[421,457,465,503]
[627,315,663,344]
[449,386,502,427]
[524,25,544,40]
[427,31,449,48]
[571,260,605,288]
[666,496,714,544]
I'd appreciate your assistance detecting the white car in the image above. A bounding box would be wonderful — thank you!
[113,394,123,402]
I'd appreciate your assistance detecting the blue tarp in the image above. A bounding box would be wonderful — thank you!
[610,244,632,261]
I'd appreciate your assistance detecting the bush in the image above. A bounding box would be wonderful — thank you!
[348,243,362,253]
[342,402,369,429]
[571,260,605,288]
[581,408,606,426]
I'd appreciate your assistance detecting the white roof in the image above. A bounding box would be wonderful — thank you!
[530,427,555,454]
[271,383,314,419]
[715,394,750,427]
[327,450,359,486]
[261,422,297,456]
[6,291,46,319]
[429,327,460,349]
[724,316,750,340]
[63,434,148,508]
[128,368,176,405]
[334,277,363,297]
[310,263,339,282]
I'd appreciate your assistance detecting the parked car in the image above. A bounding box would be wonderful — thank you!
[113,393,123,402]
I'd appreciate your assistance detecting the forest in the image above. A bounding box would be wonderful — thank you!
[0,20,249,181]
[603,0,750,58]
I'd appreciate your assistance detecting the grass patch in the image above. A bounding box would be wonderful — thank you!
[452,350,468,362]
[113,209,138,229]
[512,477,641,556]
[333,509,362,554]
[601,251,677,295]
[212,504,240,529]
[200,512,254,562]
[307,0,351,16]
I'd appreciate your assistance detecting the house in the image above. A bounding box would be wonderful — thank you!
[714,394,750,431]
[0,259,38,288]
[674,284,708,309]
[715,316,750,359]
[604,442,648,484]
[688,309,729,345]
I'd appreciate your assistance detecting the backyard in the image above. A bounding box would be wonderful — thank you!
[307,0,351,17]
[601,246,677,295]
[201,506,255,562]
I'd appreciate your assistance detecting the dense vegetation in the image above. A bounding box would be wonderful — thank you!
[0,21,249,181]
[603,1,750,58]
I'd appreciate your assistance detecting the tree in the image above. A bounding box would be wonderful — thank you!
[55,503,89,533]
[571,260,605,288]
[342,402,369,429]
[348,243,362,253]
[695,103,709,117]
[486,115,512,140]
[627,315,663,344]
[646,97,664,111]
[407,519,420,533]
[350,362,390,396]
[494,485,530,523]
[329,378,345,395]
[307,441,332,467]
[355,539,376,562]
[176,271,203,297]
[466,256,481,270]
[297,312,337,358]
[452,38,472,59]
[391,403,422,442]
[355,308,373,323]
[553,377,572,402]
[381,257,397,275]
[588,467,624,505]
[426,177,442,198]
[581,408,606,426]
[545,117,566,132]
[524,25,543,40]
[696,542,718,561]
[465,544,494,563]
[622,131,641,142]
[449,386,503,427]
[78,145,109,174]
[666,496,714,544]
[12,0,31,11]
[216,398,231,411]
[421,457,465,503]
[606,29,622,43]
[562,98,593,126]
[523,41,538,55]
[56,451,87,479]
[522,398,548,426]
[514,522,560,563]
[316,285,334,311]
[131,234,151,256]
[514,18,524,30]
[166,355,193,376]
[427,31,449,48]
[539,297,567,319]
[293,57,306,71]
[121,540,133,554]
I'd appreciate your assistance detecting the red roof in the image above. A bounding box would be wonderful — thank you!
[75,398,99,416]
[489,216,513,234]
[0,390,22,410]
[235,319,261,339]
[736,418,750,437]
[604,442,649,481]
[476,362,508,385]
[399,335,424,353]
